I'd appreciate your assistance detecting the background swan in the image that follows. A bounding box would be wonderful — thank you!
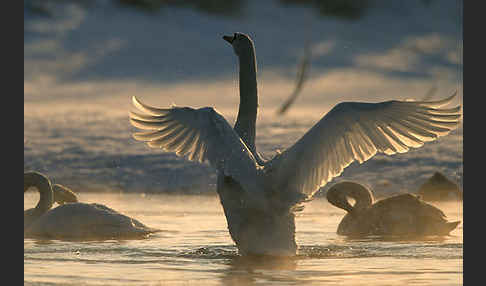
[326,181,460,237]
[24,171,158,240]
[418,172,463,201]
[129,32,461,256]
[25,171,54,231]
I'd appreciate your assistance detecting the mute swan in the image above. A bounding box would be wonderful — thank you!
[129,32,461,255]
[326,181,460,236]
[24,171,159,240]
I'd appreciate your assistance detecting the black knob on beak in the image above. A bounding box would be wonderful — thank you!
[223,35,234,44]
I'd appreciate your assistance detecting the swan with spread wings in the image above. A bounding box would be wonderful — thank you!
[129,32,461,256]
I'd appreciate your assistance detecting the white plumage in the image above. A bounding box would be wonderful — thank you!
[24,171,159,240]
[129,32,461,256]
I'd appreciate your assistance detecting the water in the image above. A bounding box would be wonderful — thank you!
[23,102,463,197]
[24,193,462,286]
[24,0,463,196]
[24,0,463,285]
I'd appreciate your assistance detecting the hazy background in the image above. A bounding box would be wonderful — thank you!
[24,0,463,197]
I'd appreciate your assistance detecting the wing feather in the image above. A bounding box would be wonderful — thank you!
[129,96,266,208]
[266,92,461,198]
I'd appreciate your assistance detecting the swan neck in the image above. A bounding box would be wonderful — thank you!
[234,47,258,155]
[327,183,374,213]
[327,192,354,213]
[24,172,54,215]
[350,187,374,211]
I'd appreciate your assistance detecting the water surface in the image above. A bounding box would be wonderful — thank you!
[24,1,463,285]
[24,193,462,286]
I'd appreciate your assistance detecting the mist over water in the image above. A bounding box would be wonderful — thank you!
[25,0,462,285]
[24,0,463,196]
[24,193,462,285]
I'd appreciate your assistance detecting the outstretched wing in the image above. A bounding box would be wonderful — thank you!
[266,92,461,198]
[129,96,265,207]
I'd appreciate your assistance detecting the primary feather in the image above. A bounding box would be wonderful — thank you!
[129,32,461,256]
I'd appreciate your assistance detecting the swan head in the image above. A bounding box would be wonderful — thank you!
[326,181,374,213]
[223,32,254,56]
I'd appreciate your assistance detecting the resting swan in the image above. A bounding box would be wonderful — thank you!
[129,32,461,256]
[24,171,159,240]
[326,181,461,236]
[24,180,79,229]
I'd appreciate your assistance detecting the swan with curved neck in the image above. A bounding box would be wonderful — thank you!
[24,171,158,240]
[326,181,460,236]
[24,171,54,230]
[24,172,79,230]
[129,32,461,255]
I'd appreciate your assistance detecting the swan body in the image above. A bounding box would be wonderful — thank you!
[129,33,461,255]
[327,181,460,236]
[24,171,158,240]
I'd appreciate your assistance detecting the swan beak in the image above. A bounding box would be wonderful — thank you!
[223,35,234,44]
